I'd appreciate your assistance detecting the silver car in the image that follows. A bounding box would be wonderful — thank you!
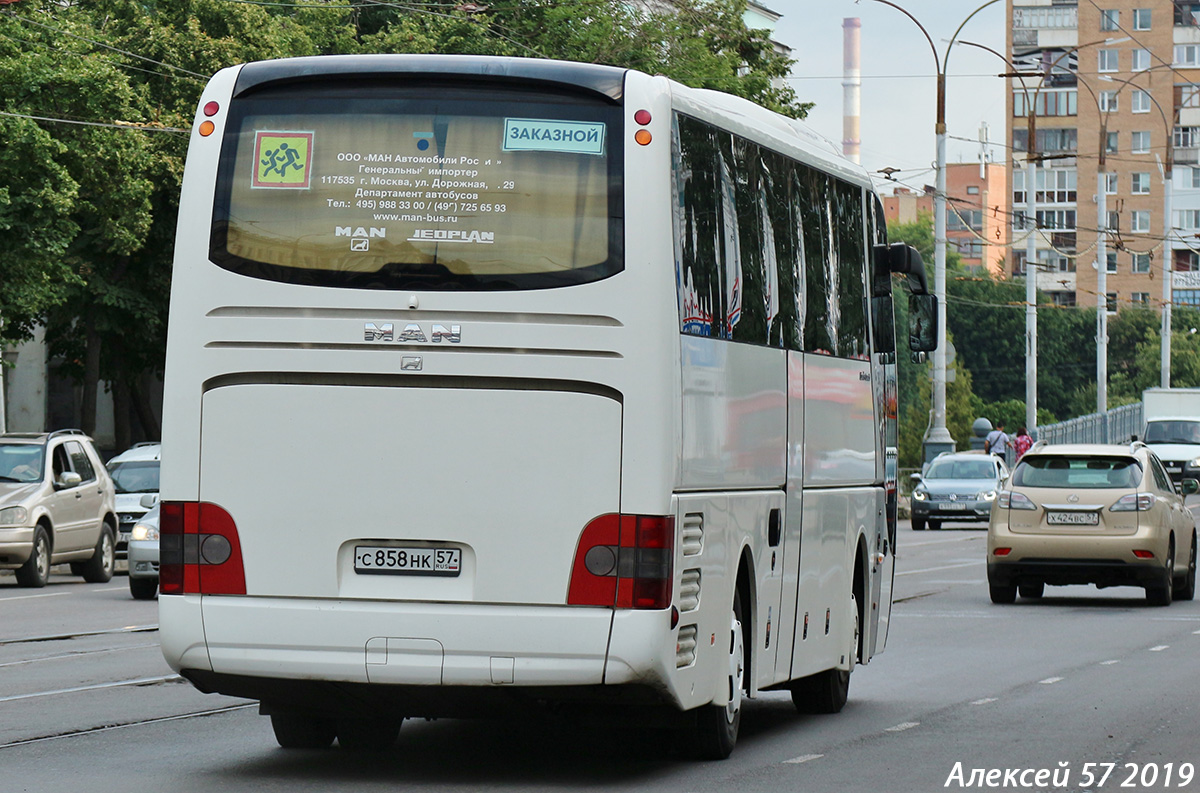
[910,452,1010,531]
[128,503,159,600]
[0,430,119,587]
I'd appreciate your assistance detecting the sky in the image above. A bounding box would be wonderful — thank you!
[771,0,1008,194]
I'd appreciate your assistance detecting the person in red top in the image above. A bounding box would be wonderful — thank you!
[1013,427,1033,461]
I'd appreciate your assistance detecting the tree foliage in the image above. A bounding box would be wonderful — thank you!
[0,0,799,441]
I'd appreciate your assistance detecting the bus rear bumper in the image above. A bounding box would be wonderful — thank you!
[160,594,680,710]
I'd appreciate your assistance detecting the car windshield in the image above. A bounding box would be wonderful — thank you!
[0,444,44,483]
[1143,420,1200,444]
[1013,456,1142,489]
[925,459,996,480]
[107,460,160,493]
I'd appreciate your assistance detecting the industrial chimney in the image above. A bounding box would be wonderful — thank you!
[843,17,862,164]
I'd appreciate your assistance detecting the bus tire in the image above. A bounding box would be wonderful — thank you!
[270,713,336,749]
[336,718,402,751]
[692,589,744,760]
[790,593,856,715]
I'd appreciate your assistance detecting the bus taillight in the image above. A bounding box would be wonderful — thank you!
[568,514,674,610]
[158,501,246,596]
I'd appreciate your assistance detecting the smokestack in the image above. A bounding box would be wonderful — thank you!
[843,17,862,164]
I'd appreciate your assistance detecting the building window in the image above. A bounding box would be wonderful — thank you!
[1177,250,1200,271]
[1033,169,1076,203]
[1178,209,1200,230]
[1177,4,1200,26]
[1192,167,1200,189]
[1013,6,1078,28]
[1045,251,1075,273]
[1177,45,1200,67]
[966,185,979,195]
[948,208,983,231]
[1099,49,1119,72]
[1132,172,1151,194]
[1107,251,1118,273]
[1131,292,1151,305]
[1100,9,1120,30]
[1100,91,1119,112]
[1107,210,1120,231]
[1132,210,1151,232]
[1132,49,1151,71]
[1133,8,1151,30]
[1051,291,1077,307]
[1014,90,1077,117]
[955,239,984,258]
[1175,126,1200,148]
[1182,85,1200,109]
[1176,290,1200,307]
[1133,252,1152,273]
[1106,131,1118,153]
[1132,90,1151,114]
[1131,131,1151,153]
[1104,173,1118,194]
[1106,293,1118,312]
[1013,127,1078,153]
[1036,209,1076,230]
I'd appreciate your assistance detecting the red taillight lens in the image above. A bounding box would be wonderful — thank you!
[993,547,1012,556]
[158,501,246,596]
[568,514,674,610]
[203,101,219,117]
[1133,549,1156,559]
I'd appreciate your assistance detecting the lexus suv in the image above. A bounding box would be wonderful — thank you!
[988,442,1198,606]
[910,452,1009,531]
[0,430,118,587]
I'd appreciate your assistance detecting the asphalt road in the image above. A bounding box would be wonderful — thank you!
[3,521,1199,793]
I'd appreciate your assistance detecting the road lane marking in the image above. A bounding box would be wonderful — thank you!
[0,642,159,668]
[897,561,984,576]
[0,674,179,703]
[1101,660,1120,665]
[1149,645,1169,652]
[971,698,998,705]
[0,703,256,749]
[885,722,920,732]
[1039,677,1063,685]
[0,592,70,603]
[783,754,824,764]
[0,624,157,646]
[902,537,984,548]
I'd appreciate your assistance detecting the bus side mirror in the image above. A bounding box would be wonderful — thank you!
[908,293,938,358]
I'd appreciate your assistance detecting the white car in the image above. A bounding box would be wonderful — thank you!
[106,443,160,557]
[128,503,159,600]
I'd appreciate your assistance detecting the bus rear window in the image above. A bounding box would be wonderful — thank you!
[211,83,624,290]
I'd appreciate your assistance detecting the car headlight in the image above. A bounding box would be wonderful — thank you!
[980,490,997,501]
[912,489,928,501]
[0,506,30,527]
[1190,457,1200,468]
[130,522,159,542]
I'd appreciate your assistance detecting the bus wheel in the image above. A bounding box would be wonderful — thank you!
[270,713,336,749]
[692,590,744,760]
[790,593,855,714]
[337,718,402,751]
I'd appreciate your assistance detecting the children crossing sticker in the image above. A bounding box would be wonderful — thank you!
[253,131,314,189]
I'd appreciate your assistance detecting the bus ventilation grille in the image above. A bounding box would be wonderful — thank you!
[681,513,704,556]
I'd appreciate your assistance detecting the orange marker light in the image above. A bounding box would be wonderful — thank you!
[199,120,215,137]
[634,129,652,146]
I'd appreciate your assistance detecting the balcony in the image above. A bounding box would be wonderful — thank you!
[1177,2,1200,26]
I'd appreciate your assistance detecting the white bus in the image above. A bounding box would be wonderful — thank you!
[159,54,937,759]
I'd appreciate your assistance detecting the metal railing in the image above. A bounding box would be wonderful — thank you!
[1037,402,1143,445]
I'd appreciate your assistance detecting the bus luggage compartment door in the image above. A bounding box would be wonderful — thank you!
[198,382,622,605]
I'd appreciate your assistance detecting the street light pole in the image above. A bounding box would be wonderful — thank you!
[870,0,1001,463]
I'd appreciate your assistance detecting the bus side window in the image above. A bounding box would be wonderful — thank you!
[674,114,726,339]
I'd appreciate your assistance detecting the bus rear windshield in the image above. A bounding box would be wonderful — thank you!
[211,82,624,290]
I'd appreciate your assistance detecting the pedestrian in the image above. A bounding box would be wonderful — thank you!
[984,422,1010,458]
[1013,427,1033,461]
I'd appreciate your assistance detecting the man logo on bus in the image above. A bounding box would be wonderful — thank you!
[252,131,313,189]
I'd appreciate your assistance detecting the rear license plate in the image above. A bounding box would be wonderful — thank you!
[1046,511,1099,526]
[354,546,461,576]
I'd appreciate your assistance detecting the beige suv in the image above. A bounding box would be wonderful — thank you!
[988,442,1198,606]
[0,430,118,587]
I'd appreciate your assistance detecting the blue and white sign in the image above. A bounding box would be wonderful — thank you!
[503,118,606,155]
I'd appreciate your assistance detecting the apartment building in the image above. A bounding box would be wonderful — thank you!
[882,162,1010,276]
[1008,0,1200,310]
